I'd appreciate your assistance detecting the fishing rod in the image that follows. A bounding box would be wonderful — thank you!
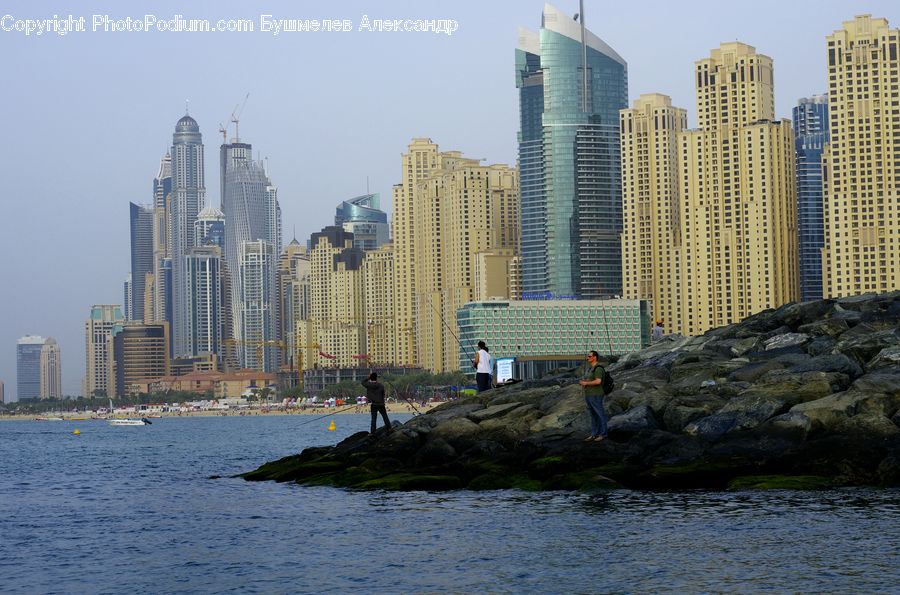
[426,294,478,363]
[599,298,614,357]
[295,403,363,426]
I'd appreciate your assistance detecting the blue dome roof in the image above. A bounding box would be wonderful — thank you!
[176,114,199,131]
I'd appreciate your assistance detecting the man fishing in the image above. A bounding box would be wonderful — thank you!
[361,372,391,434]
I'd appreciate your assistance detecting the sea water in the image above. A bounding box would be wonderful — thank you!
[1,415,898,594]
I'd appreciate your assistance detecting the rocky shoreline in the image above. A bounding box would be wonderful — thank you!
[243,292,900,490]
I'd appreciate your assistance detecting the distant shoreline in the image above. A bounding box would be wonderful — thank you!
[0,402,436,422]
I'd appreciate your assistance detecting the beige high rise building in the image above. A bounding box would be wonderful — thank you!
[392,139,442,366]
[39,337,62,399]
[405,145,519,372]
[85,305,125,397]
[621,94,687,331]
[363,243,397,366]
[278,239,310,369]
[823,15,900,297]
[621,43,799,336]
[305,227,366,368]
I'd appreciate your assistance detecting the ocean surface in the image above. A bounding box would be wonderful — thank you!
[1,414,899,594]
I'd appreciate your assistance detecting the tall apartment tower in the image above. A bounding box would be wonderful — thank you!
[123,275,133,321]
[793,95,829,302]
[110,323,170,397]
[129,202,154,322]
[221,137,282,370]
[39,337,62,399]
[84,305,124,397]
[679,43,798,335]
[305,227,366,368]
[170,114,206,358]
[335,194,390,251]
[413,152,519,373]
[823,15,900,297]
[278,239,311,370]
[620,94,687,331]
[16,335,45,401]
[516,4,628,299]
[392,139,441,366]
[149,152,173,329]
[363,243,397,366]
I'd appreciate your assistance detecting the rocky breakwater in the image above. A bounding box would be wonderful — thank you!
[244,292,900,490]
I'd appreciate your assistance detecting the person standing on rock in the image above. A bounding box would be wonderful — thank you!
[652,320,665,343]
[362,372,391,434]
[473,341,493,393]
[580,350,608,441]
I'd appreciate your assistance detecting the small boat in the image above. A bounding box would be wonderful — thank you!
[109,418,152,426]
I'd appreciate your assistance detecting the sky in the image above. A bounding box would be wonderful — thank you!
[0,0,896,400]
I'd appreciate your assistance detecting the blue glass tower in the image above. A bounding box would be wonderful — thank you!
[516,4,627,299]
[334,193,389,251]
[793,95,829,302]
[129,202,154,322]
[16,335,45,401]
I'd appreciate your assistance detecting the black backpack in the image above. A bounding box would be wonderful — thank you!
[601,367,615,395]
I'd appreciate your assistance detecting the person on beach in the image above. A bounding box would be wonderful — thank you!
[579,350,608,442]
[473,341,493,393]
[361,372,391,434]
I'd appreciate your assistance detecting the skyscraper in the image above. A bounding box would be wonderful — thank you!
[334,194,389,251]
[516,4,628,299]
[620,94,686,331]
[129,202,154,322]
[16,335,44,401]
[185,245,225,358]
[39,337,62,399]
[363,243,397,367]
[150,152,173,328]
[123,274,133,321]
[822,15,900,297]
[221,136,281,370]
[793,95,829,302]
[170,114,206,358]
[84,305,124,397]
[278,239,311,370]
[111,323,170,397]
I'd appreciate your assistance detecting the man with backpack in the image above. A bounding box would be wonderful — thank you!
[579,350,610,442]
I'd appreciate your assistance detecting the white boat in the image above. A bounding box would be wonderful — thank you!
[107,399,152,426]
[109,418,152,426]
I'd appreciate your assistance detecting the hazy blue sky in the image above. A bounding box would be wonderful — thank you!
[0,0,895,399]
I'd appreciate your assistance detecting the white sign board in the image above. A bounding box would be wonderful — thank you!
[496,357,515,384]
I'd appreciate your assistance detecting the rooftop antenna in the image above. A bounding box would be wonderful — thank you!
[366,176,370,195]
[185,99,190,115]
[230,92,250,142]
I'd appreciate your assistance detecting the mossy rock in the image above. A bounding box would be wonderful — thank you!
[354,473,462,491]
[242,457,345,482]
[727,475,835,490]
[542,467,624,491]
[528,455,567,476]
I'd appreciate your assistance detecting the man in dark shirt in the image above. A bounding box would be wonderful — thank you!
[361,372,391,434]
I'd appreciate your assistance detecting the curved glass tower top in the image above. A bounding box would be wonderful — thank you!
[334,194,387,225]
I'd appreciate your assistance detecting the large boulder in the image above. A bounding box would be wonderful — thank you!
[608,405,658,436]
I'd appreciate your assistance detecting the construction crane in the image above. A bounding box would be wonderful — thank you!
[230,92,250,141]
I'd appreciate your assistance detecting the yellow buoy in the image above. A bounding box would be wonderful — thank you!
[73,429,81,435]
[327,420,336,431]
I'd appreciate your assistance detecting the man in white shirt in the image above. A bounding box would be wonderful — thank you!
[473,341,493,393]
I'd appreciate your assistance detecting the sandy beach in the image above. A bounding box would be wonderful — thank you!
[0,401,439,421]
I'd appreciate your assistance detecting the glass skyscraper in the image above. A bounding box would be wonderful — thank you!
[516,4,628,299]
[222,138,281,371]
[793,95,829,302]
[171,115,206,358]
[334,193,389,251]
[129,202,154,321]
[16,335,45,401]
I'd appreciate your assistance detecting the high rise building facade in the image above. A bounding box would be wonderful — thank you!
[305,226,366,368]
[621,43,799,336]
[334,194,389,251]
[363,243,397,366]
[110,323,170,397]
[123,274,133,321]
[621,94,687,331]
[221,138,281,370]
[793,95,829,301]
[129,202,154,322]
[0,380,5,404]
[170,115,206,358]
[391,139,441,366]
[16,335,44,401]
[39,337,62,399]
[184,245,225,358]
[149,152,173,328]
[822,15,900,297]
[84,305,125,397]
[412,152,519,372]
[517,4,628,299]
[278,239,311,370]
